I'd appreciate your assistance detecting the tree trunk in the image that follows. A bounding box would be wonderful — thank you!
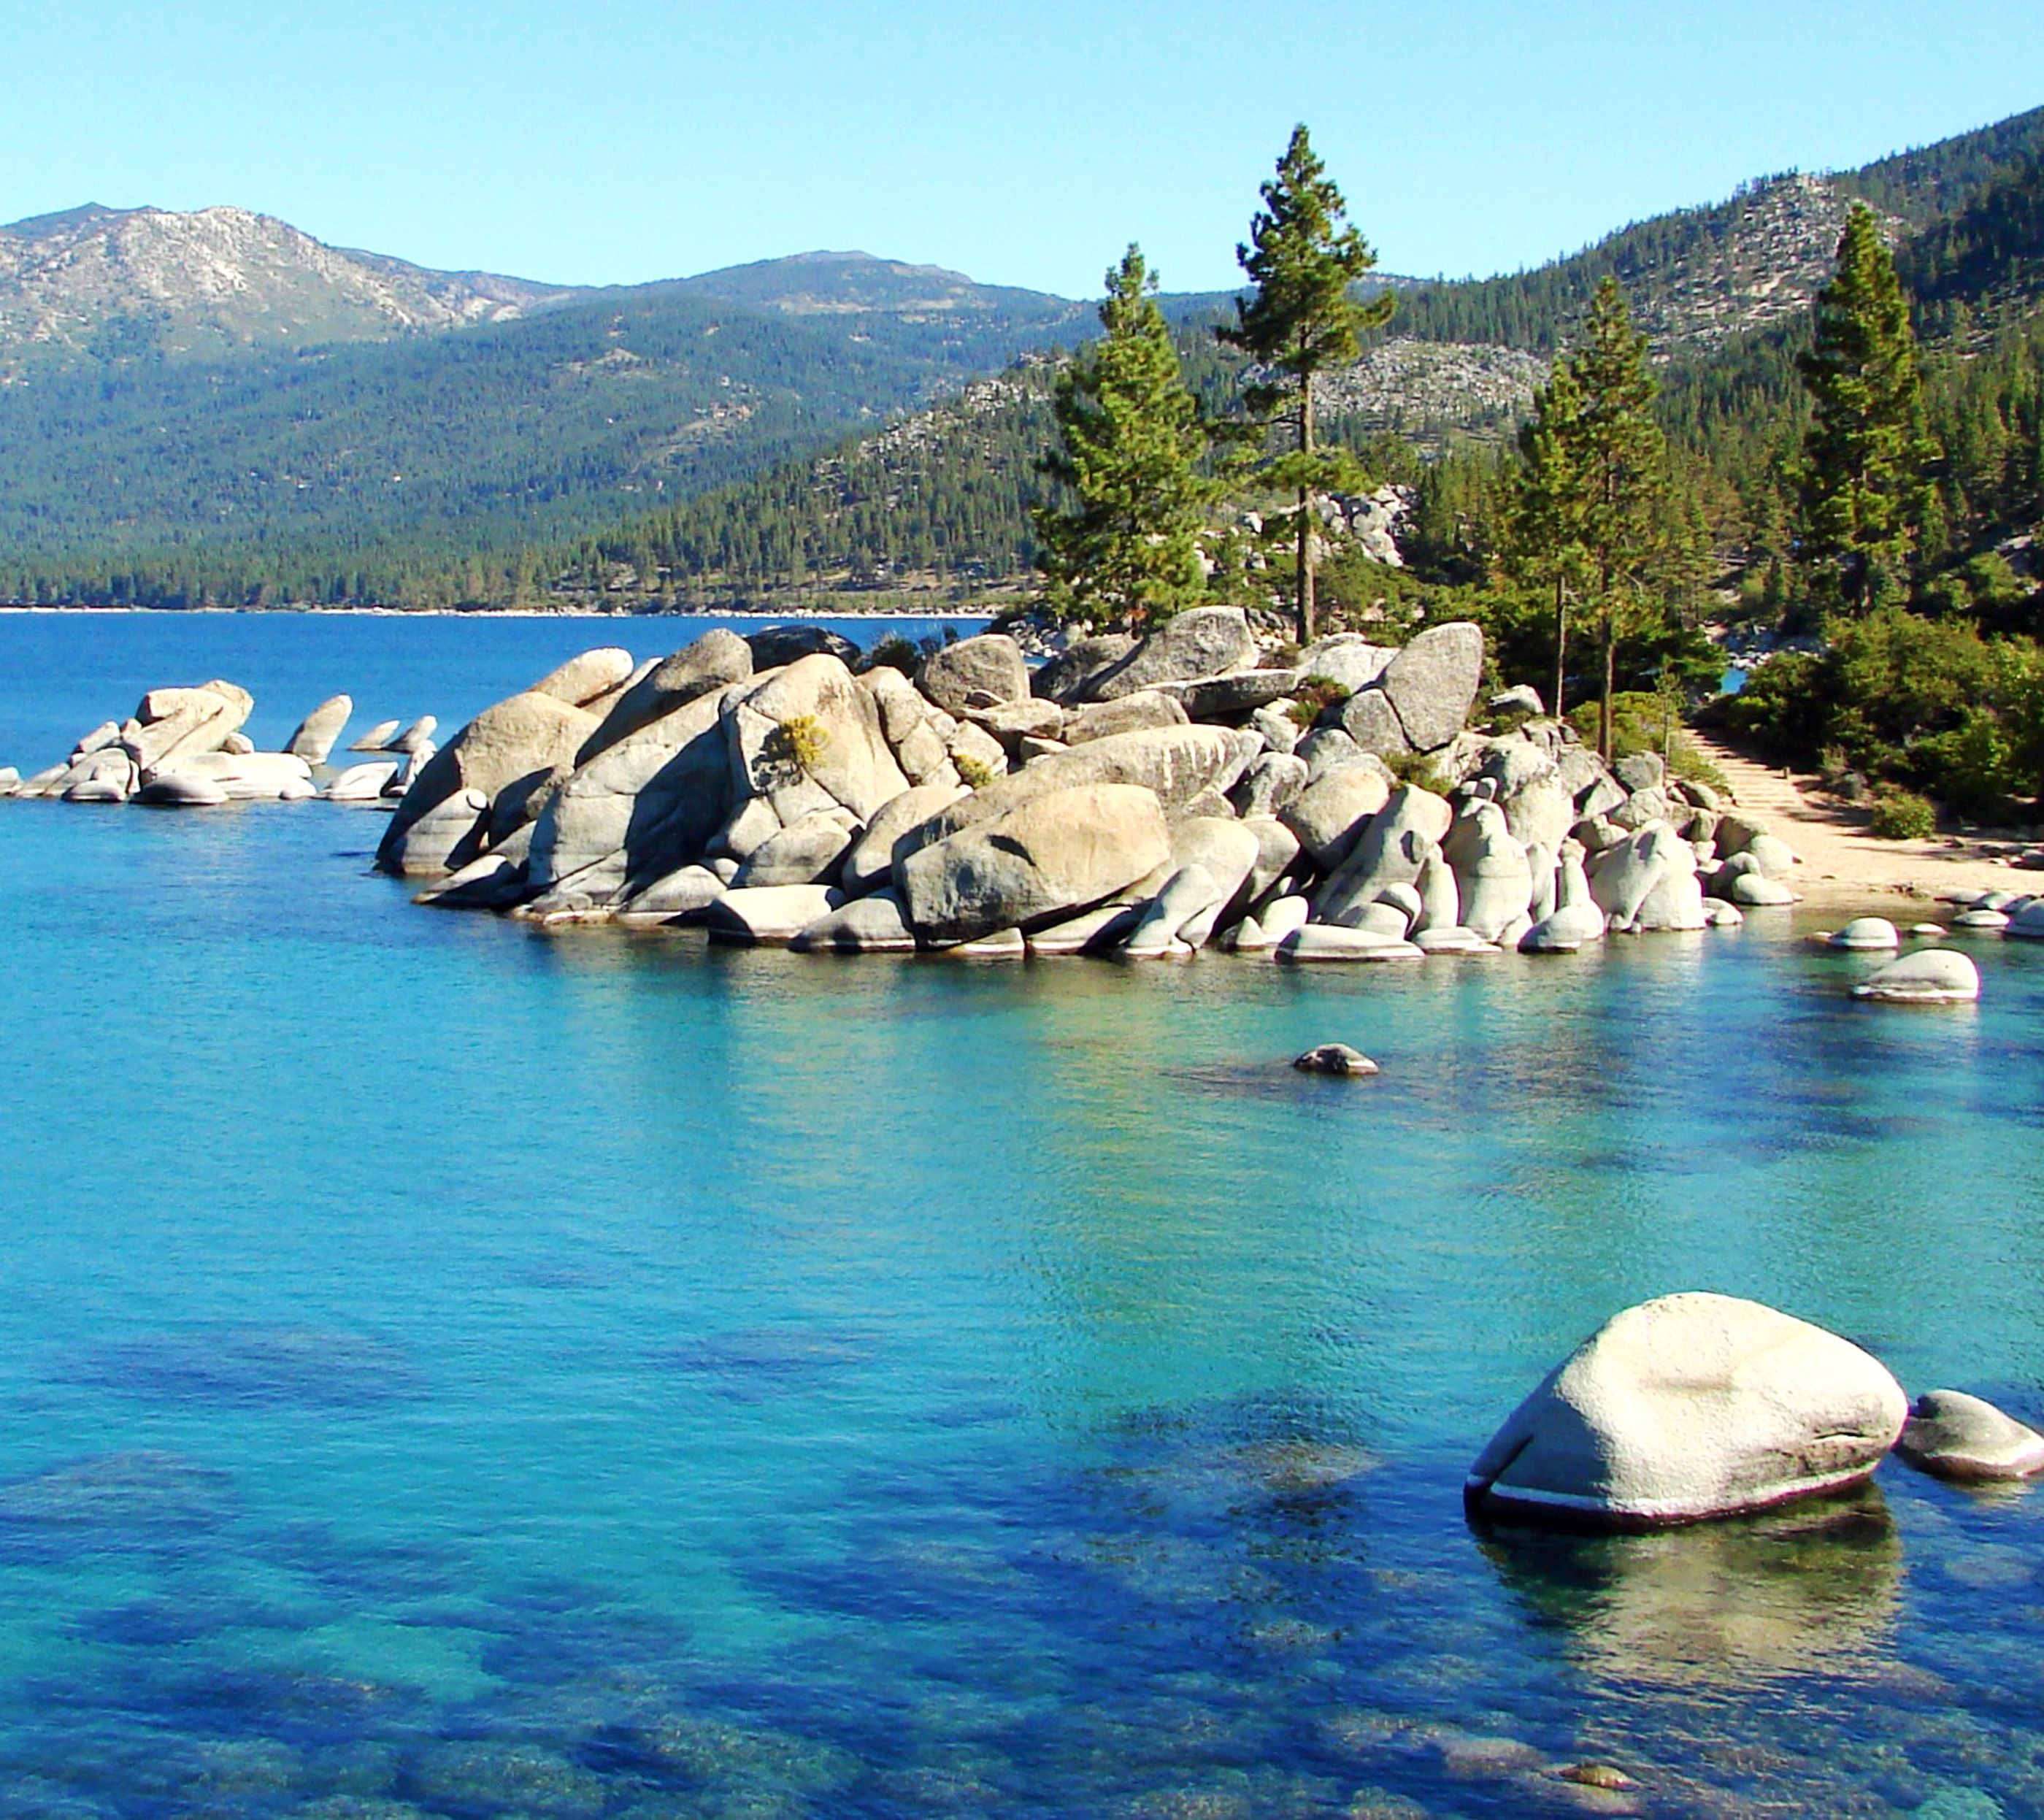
[1599,617,1617,767]
[1297,373,1316,646]
[1551,574,1567,721]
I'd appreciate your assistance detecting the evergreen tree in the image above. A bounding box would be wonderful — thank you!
[1221,125,1394,642]
[1033,246,1213,629]
[1797,202,1938,613]
[1507,360,1590,718]
[1569,278,1670,761]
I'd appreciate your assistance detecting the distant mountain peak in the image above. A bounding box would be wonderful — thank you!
[0,202,572,368]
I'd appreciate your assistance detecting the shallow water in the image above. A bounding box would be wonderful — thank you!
[2,615,2043,1817]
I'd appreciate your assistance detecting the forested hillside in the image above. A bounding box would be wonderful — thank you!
[0,257,1101,607]
[6,101,2043,611]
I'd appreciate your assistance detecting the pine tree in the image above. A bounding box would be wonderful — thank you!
[1507,358,1589,718]
[1221,125,1393,642]
[1567,279,1670,761]
[1033,246,1213,629]
[1797,202,1937,614]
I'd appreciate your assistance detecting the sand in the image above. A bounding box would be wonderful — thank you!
[1686,732,2037,910]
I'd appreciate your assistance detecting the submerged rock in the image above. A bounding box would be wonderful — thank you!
[1466,1292,1907,1528]
[1895,1390,2044,1481]
[1293,1043,1378,1076]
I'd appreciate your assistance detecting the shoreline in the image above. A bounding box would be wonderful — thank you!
[0,604,998,622]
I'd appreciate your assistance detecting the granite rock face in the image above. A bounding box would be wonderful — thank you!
[1466,1293,1908,1528]
[285,695,353,764]
[915,634,1029,715]
[896,783,1172,945]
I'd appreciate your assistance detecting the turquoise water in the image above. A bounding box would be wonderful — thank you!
[3,615,2044,1817]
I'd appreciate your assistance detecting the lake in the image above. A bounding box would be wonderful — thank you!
[1,612,2041,1817]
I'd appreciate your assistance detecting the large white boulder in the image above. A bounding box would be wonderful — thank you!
[725,654,910,823]
[1466,1293,1907,1528]
[1315,784,1454,925]
[377,690,600,873]
[898,783,1171,945]
[1851,948,1980,1003]
[285,695,353,764]
[915,634,1029,715]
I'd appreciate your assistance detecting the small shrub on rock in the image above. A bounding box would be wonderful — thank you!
[768,715,831,776]
[860,634,919,676]
[1286,675,1353,730]
[954,753,998,790]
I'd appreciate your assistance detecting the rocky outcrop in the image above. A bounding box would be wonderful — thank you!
[1466,1293,1908,1528]
[377,683,601,875]
[896,783,1171,944]
[12,625,1793,975]
[286,695,353,764]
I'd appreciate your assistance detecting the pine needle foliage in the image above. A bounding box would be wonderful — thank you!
[1221,125,1394,642]
[1032,246,1213,630]
[1797,203,1939,613]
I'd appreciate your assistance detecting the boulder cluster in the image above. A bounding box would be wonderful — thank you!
[0,682,434,807]
[1468,1291,2044,1531]
[0,607,1805,963]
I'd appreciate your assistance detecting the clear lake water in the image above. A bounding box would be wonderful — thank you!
[0,612,2041,1818]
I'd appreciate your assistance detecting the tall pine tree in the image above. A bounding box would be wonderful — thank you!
[1221,125,1393,643]
[1034,246,1213,629]
[1566,279,1669,761]
[1797,202,1937,614]
[1508,359,1590,718]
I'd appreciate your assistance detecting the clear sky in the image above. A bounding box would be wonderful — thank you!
[6,1,2037,297]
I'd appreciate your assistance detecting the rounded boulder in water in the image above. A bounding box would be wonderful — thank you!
[1852,948,1980,1003]
[1897,1390,2044,1481]
[1465,1292,1907,1528]
[1829,916,1901,951]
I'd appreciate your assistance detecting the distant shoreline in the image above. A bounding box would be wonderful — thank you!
[0,604,999,623]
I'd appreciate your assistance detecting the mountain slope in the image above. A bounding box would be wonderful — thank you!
[0,204,573,368]
[7,99,2044,609]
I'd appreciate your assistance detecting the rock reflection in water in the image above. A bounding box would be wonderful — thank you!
[1474,1484,1902,1688]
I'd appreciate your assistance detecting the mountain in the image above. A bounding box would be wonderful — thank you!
[0,204,572,369]
[0,225,1098,605]
[6,99,2044,610]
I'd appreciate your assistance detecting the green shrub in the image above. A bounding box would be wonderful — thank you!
[954,753,997,790]
[860,634,919,676]
[768,714,831,776]
[1382,748,1451,795]
[1868,788,1937,840]
[1286,674,1350,730]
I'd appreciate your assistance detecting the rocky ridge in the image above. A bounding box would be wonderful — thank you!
[0,205,572,366]
[1,607,1866,967]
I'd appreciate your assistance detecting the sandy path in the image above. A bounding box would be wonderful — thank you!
[1686,732,2034,908]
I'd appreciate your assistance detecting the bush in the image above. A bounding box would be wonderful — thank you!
[1382,748,1451,795]
[954,753,997,790]
[860,634,919,676]
[1286,675,1351,730]
[768,715,831,776]
[1869,788,1937,840]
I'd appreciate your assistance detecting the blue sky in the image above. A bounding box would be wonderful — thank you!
[6,1,2037,296]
